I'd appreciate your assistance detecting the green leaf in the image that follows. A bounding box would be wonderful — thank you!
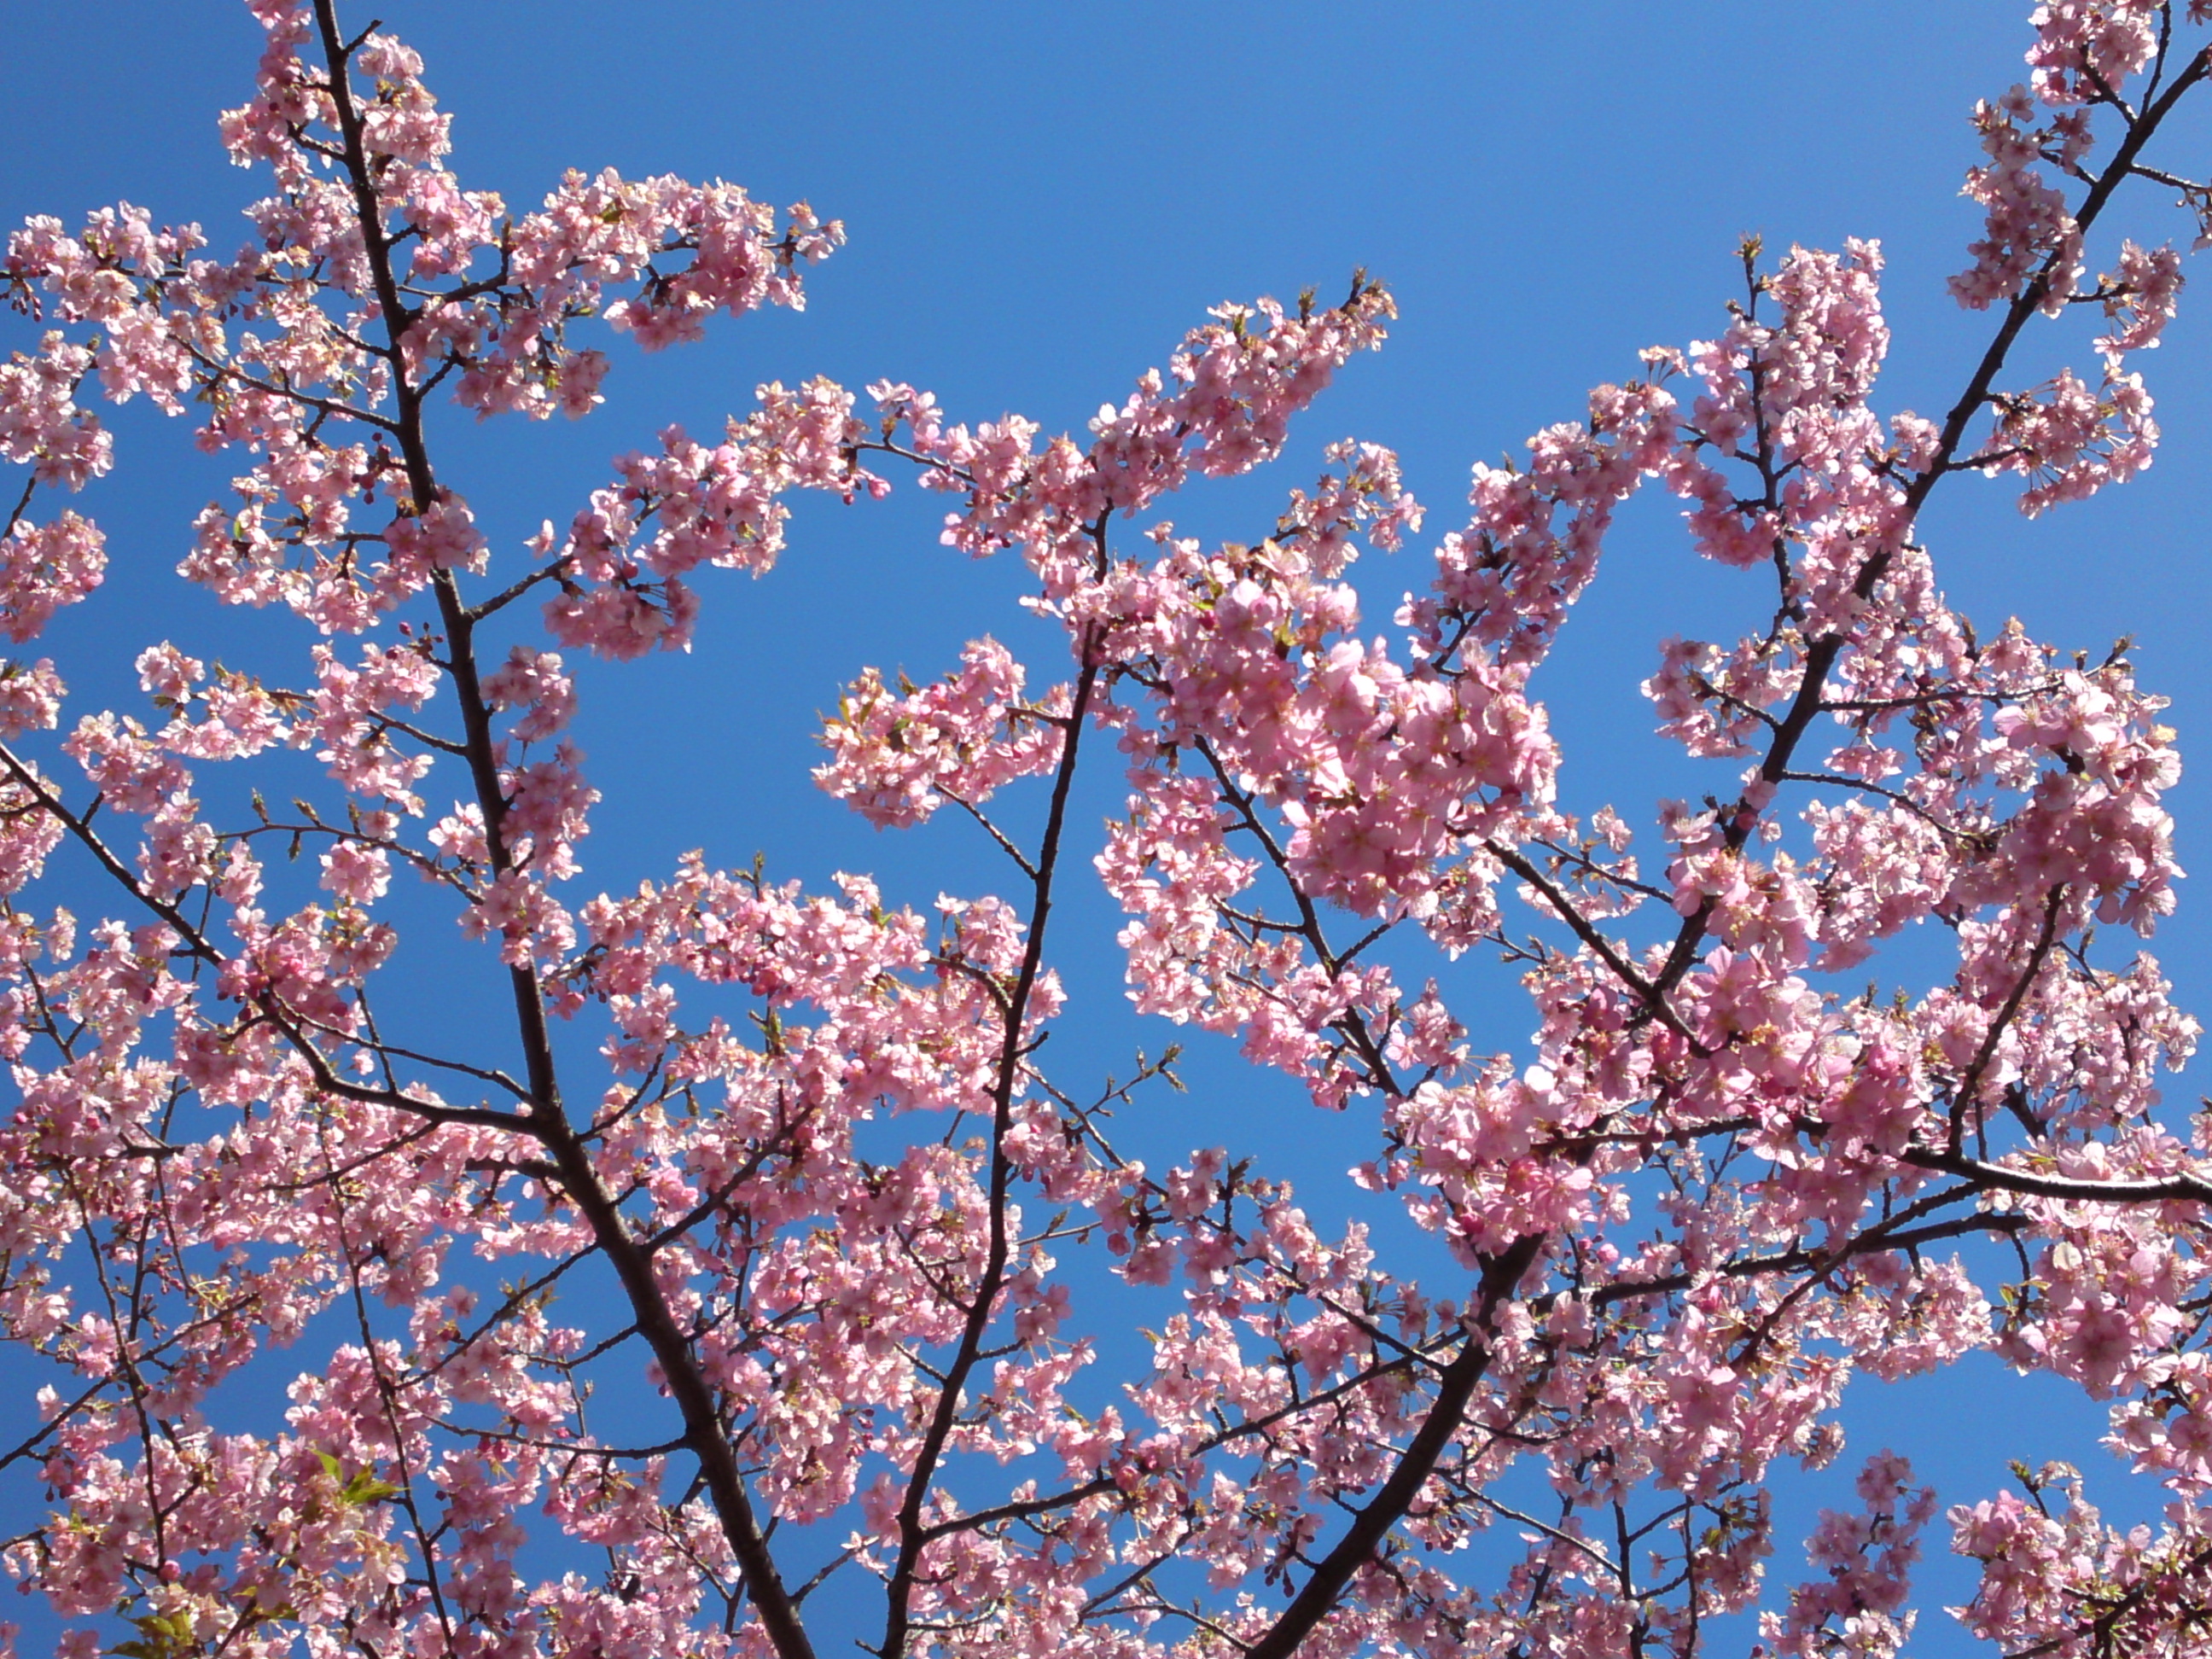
[342,1469,401,1505]
[108,1610,197,1659]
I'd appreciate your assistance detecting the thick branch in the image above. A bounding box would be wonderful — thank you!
[1905,1148,2212,1205]
[307,6,814,1655]
[1244,1232,1543,1659]
[880,642,1103,1658]
[1647,57,2208,1000]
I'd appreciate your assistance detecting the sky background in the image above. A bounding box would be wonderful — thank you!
[4,3,2211,1653]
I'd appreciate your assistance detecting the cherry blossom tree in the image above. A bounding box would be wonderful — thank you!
[3,3,2212,1656]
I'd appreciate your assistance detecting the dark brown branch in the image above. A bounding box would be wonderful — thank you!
[881,639,1103,1658]
[1487,841,1698,1047]
[0,742,531,1133]
[306,7,816,1656]
[1905,1148,2212,1205]
[1646,53,2208,1002]
[1948,886,2066,1156]
[1244,1232,1544,1659]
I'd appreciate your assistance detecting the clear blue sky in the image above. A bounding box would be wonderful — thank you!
[4,5,2209,1652]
